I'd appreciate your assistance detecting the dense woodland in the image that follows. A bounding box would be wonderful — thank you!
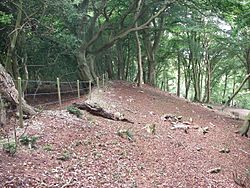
[0,0,250,108]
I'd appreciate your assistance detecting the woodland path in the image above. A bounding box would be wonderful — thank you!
[0,81,249,187]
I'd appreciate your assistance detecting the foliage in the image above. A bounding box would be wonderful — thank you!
[43,144,53,151]
[19,135,38,148]
[117,129,134,141]
[0,11,12,24]
[3,142,16,155]
[0,0,249,109]
[57,150,70,161]
[67,106,82,118]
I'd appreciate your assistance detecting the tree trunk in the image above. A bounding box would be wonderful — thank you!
[177,53,181,97]
[205,54,211,103]
[166,76,169,92]
[223,74,250,110]
[143,17,164,86]
[222,72,228,99]
[182,58,191,99]
[231,75,236,106]
[134,0,143,87]
[116,41,126,80]
[77,52,97,82]
[125,41,131,80]
[135,32,143,87]
[147,56,156,86]
[0,64,35,115]
[105,54,114,80]
[5,0,23,80]
[246,48,250,90]
[192,60,201,102]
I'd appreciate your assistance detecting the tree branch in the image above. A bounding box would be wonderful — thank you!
[222,74,250,110]
[91,3,168,54]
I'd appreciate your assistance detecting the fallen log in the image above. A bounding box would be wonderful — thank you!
[73,101,134,124]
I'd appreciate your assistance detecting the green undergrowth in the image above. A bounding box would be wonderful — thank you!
[67,105,82,118]
[3,142,16,155]
[19,135,38,148]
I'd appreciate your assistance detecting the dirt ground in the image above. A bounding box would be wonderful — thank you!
[0,81,249,188]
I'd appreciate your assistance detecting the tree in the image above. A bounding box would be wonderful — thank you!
[0,63,35,115]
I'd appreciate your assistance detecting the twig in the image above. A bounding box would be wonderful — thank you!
[18,122,29,139]
[61,177,75,188]
[239,148,250,156]
[233,171,247,187]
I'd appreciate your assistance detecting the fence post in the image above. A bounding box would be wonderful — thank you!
[77,80,80,98]
[102,74,105,87]
[57,77,62,106]
[17,77,24,128]
[89,80,92,100]
[96,77,99,89]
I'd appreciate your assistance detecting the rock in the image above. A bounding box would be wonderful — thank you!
[114,112,123,120]
[196,147,202,151]
[171,123,189,130]
[177,116,182,120]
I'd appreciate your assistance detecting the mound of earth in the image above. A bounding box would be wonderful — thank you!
[0,81,249,187]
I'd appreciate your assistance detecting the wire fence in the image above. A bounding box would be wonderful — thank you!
[0,73,109,127]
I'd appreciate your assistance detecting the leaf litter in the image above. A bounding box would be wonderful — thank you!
[0,81,249,187]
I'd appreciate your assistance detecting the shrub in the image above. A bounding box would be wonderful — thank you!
[67,106,82,118]
[57,150,70,161]
[19,135,38,148]
[3,142,16,155]
[43,144,53,151]
[117,129,134,141]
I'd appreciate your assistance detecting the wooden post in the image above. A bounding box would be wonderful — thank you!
[89,80,92,100]
[57,77,62,106]
[97,77,100,89]
[17,77,24,128]
[102,74,105,87]
[77,80,80,98]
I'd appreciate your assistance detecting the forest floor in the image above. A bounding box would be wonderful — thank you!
[0,81,249,188]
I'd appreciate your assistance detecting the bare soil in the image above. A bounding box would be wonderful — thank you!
[0,81,249,188]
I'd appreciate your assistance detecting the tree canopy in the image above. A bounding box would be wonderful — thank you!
[0,0,249,108]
